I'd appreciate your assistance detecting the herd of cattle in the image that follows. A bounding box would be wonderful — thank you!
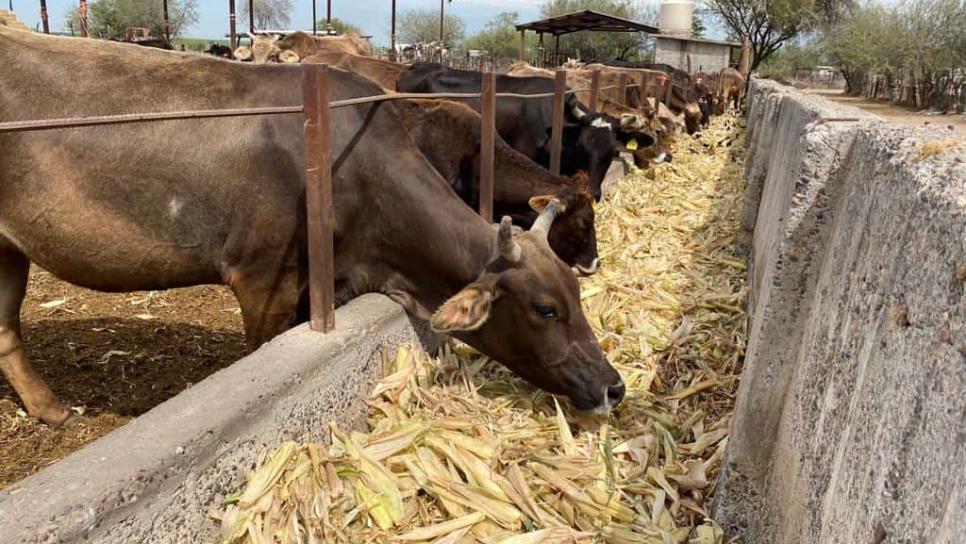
[0,27,745,429]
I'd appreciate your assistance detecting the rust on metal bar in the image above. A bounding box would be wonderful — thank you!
[78,0,89,37]
[588,70,600,111]
[301,63,336,333]
[40,0,50,34]
[549,70,566,176]
[0,106,303,133]
[479,72,496,222]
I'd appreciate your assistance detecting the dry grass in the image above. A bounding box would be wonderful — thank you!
[215,112,749,544]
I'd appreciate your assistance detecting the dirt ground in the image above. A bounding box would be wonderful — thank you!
[804,89,966,134]
[0,269,246,488]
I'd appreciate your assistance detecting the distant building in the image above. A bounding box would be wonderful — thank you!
[651,1,739,73]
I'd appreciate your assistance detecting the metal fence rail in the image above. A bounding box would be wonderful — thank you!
[1,64,676,333]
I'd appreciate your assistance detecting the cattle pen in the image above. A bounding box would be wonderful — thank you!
[2,29,963,544]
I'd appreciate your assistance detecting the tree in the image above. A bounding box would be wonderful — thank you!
[701,0,854,71]
[540,0,657,62]
[398,8,465,45]
[317,17,362,36]
[462,12,523,58]
[242,0,293,31]
[691,14,707,38]
[68,0,197,40]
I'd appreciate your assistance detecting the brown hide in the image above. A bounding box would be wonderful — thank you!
[0,29,622,424]
[301,50,404,91]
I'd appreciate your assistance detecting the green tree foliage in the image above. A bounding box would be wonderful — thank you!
[242,0,294,30]
[69,0,197,40]
[539,0,657,62]
[701,0,855,71]
[822,0,966,106]
[462,12,524,58]
[317,17,362,36]
[691,14,707,38]
[398,8,465,45]
[757,41,824,81]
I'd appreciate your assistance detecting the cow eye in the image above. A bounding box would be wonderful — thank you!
[533,304,557,319]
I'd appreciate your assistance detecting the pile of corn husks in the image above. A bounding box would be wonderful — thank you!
[215,112,748,544]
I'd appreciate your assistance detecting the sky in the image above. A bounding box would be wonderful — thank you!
[8,1,724,45]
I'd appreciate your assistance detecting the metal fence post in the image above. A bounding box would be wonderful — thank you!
[40,0,50,34]
[549,70,566,176]
[301,63,336,333]
[479,71,496,222]
[618,72,628,106]
[229,0,237,50]
[588,69,600,111]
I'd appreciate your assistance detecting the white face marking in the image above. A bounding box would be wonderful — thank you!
[590,117,613,131]
[168,197,183,218]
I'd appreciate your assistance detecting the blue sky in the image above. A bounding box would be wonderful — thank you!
[9,1,724,45]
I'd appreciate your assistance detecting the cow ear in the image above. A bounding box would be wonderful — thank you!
[528,194,555,213]
[431,283,495,332]
[617,131,655,148]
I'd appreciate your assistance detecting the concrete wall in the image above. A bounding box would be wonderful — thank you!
[714,79,965,543]
[654,37,730,73]
[0,294,439,544]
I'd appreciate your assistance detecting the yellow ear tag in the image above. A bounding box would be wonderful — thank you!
[626,138,639,150]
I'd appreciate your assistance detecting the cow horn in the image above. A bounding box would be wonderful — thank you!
[498,216,522,262]
[620,114,639,129]
[570,101,588,120]
[530,199,562,238]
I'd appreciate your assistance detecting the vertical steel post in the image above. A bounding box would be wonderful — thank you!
[78,0,89,37]
[39,0,50,34]
[479,71,496,222]
[518,30,525,61]
[229,0,237,50]
[300,64,336,333]
[588,69,600,111]
[553,34,559,67]
[162,0,171,43]
[312,0,316,35]
[549,69,566,176]
[326,0,331,31]
[438,0,444,48]
[389,0,397,61]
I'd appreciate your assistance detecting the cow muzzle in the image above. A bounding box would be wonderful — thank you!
[587,380,626,415]
[573,257,600,276]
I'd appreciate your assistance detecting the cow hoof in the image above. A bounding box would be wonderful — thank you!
[57,412,84,429]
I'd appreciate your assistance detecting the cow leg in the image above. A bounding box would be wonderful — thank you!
[229,270,300,349]
[0,245,72,426]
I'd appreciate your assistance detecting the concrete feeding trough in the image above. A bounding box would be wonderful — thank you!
[0,294,440,543]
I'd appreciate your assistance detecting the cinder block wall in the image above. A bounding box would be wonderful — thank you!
[714,79,965,543]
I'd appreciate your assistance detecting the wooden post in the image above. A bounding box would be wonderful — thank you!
[588,69,600,111]
[78,0,89,37]
[229,0,237,50]
[638,73,648,102]
[549,70,566,176]
[162,0,171,43]
[479,72,496,222]
[300,64,336,333]
[438,0,444,47]
[618,72,628,106]
[389,0,397,61]
[518,30,525,61]
[553,34,560,67]
[663,77,673,106]
[538,32,544,66]
[39,0,50,34]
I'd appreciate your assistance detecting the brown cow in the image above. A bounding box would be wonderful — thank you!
[0,29,624,425]
[279,31,372,60]
[716,67,746,114]
[301,50,405,91]
[248,32,281,63]
[395,99,600,274]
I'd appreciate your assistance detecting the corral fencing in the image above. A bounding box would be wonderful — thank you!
[0,63,678,334]
[863,71,966,113]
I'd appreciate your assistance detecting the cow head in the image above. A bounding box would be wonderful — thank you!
[530,175,599,275]
[431,214,624,413]
[248,32,281,63]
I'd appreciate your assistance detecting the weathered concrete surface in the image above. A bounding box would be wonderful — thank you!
[0,294,438,543]
[714,79,965,543]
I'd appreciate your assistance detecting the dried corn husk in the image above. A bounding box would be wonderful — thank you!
[217,112,746,543]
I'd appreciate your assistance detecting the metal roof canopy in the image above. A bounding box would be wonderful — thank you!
[515,10,659,36]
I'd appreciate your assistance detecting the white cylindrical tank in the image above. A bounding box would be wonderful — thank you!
[659,1,694,36]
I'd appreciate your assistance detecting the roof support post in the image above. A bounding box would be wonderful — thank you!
[39,0,50,34]
[229,0,237,50]
[518,29,526,61]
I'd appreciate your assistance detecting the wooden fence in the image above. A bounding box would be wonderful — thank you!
[0,64,676,334]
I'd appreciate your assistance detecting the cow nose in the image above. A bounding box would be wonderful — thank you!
[606,382,626,407]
